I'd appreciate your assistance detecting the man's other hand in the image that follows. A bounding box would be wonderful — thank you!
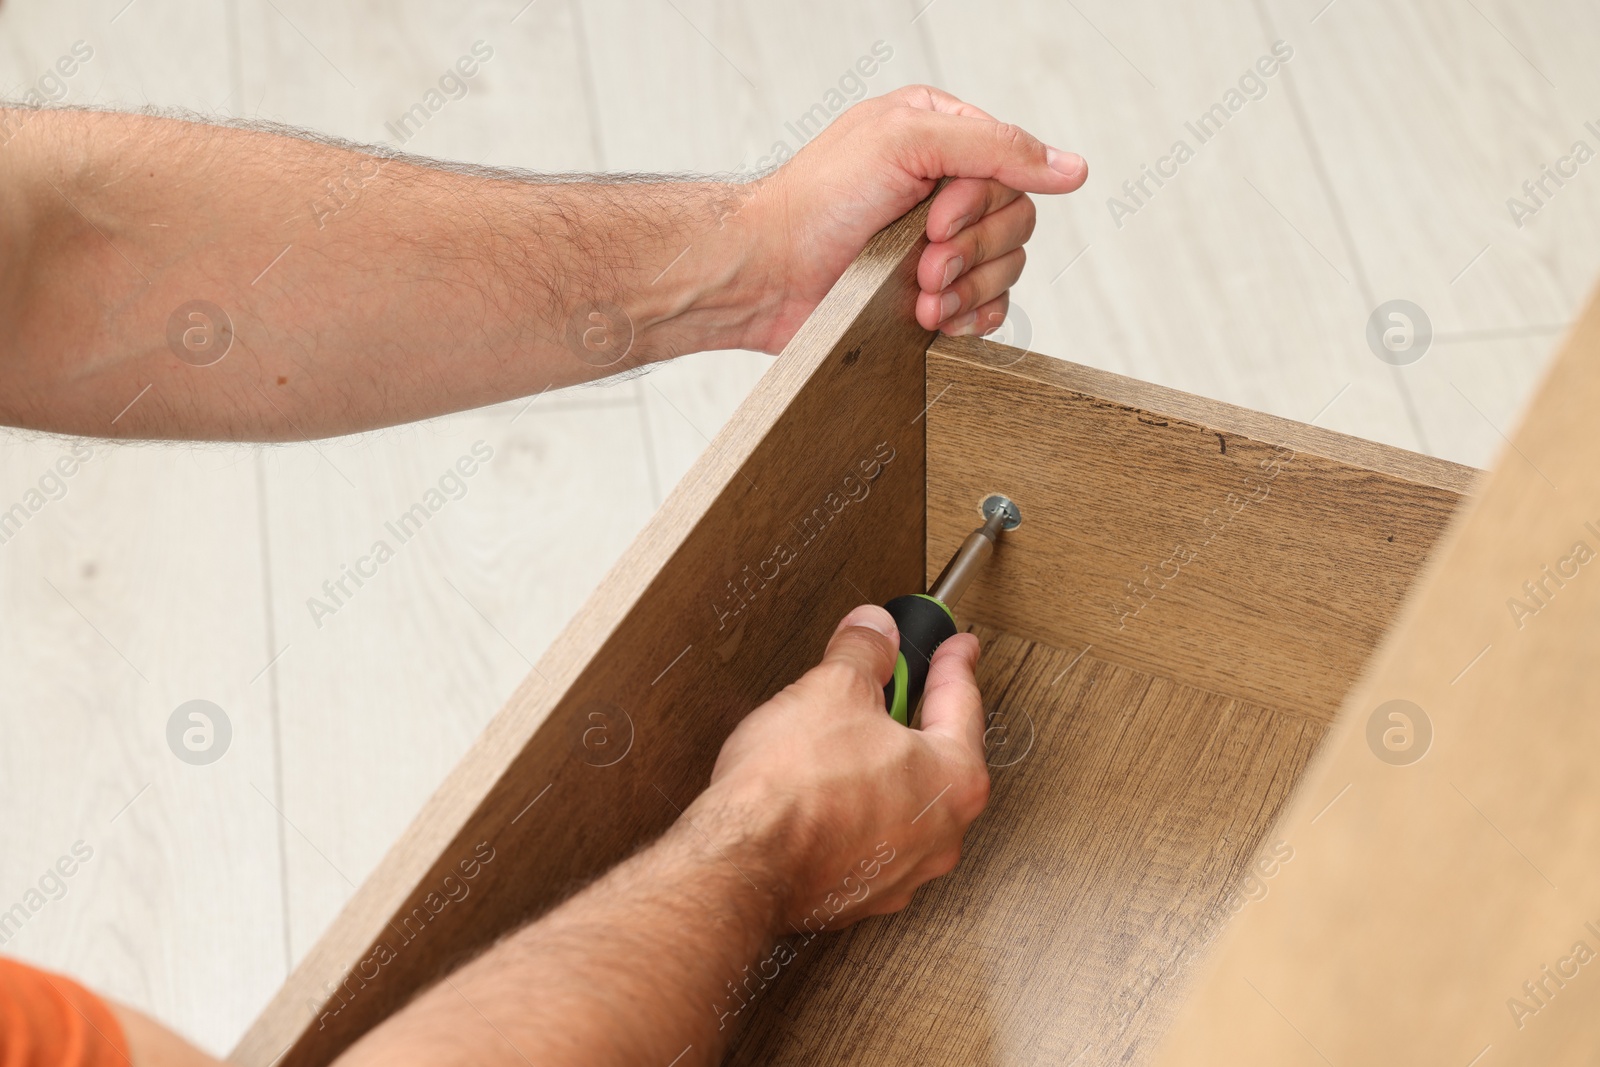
[740,85,1088,353]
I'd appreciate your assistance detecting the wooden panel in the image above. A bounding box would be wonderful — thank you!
[1152,290,1600,1063]
[725,625,1325,1065]
[233,196,937,1067]
[926,335,1476,719]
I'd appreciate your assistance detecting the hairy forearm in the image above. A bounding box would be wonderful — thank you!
[0,108,771,439]
[337,792,788,1067]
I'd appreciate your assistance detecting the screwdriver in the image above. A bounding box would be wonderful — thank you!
[882,495,1021,725]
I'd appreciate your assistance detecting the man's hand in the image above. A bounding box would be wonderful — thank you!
[693,603,990,929]
[332,605,989,1067]
[738,85,1088,353]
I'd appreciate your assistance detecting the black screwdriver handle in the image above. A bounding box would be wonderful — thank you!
[882,594,959,725]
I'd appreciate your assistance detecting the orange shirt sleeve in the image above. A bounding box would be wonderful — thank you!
[0,959,129,1067]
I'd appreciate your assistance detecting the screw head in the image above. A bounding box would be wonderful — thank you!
[982,495,1022,530]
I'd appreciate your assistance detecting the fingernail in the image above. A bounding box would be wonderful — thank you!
[1046,147,1085,178]
[945,214,971,241]
[939,291,961,321]
[840,604,896,640]
[940,255,964,290]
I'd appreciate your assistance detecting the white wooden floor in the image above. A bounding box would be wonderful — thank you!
[1,0,1595,1055]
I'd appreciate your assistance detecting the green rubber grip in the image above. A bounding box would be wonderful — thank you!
[882,594,958,725]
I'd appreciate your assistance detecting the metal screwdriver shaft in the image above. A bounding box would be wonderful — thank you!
[882,495,1021,725]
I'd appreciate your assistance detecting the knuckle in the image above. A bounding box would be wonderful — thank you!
[991,121,1035,155]
[956,763,992,819]
[1002,247,1028,284]
[810,659,862,697]
[1017,196,1038,240]
[980,180,1004,216]
[842,658,887,704]
[852,672,884,707]
[964,226,987,266]
[883,106,922,144]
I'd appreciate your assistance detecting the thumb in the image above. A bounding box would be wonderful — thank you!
[818,604,900,690]
[893,108,1087,195]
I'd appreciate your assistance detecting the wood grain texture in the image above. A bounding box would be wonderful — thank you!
[926,335,1476,720]
[11,1,1597,1056]
[258,397,658,970]
[578,0,939,174]
[235,0,598,170]
[233,193,938,1067]
[0,441,287,1057]
[1256,0,1598,463]
[1152,290,1600,1064]
[916,0,1428,457]
[725,625,1326,1066]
